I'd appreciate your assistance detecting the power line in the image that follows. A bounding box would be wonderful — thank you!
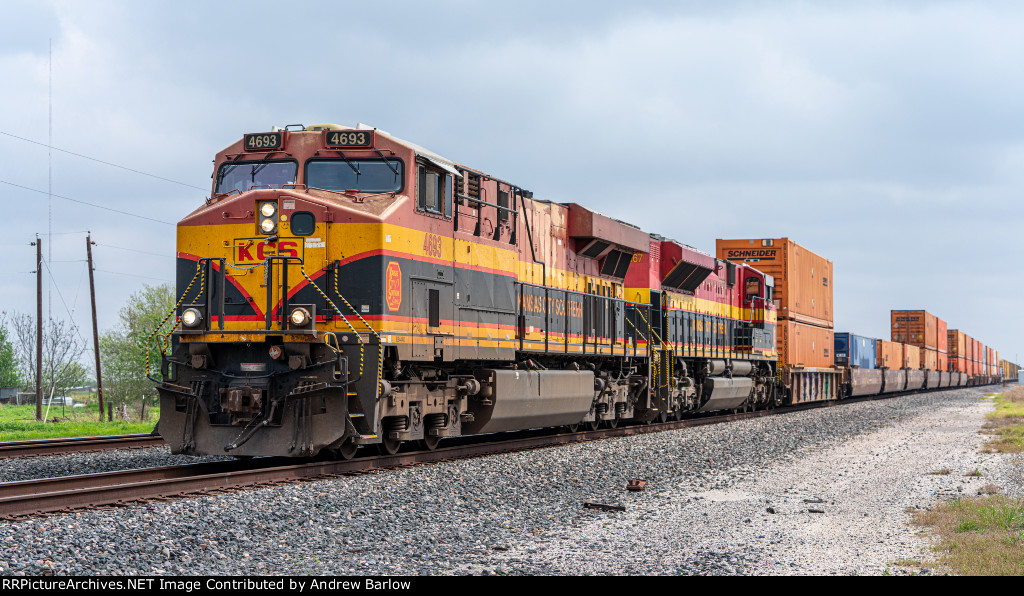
[0,130,207,191]
[40,257,91,349]
[0,179,175,226]
[95,270,171,284]
[97,243,174,259]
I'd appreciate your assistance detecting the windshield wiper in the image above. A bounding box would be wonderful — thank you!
[374,149,400,177]
[334,150,361,178]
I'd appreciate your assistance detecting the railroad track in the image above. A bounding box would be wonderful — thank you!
[0,385,991,519]
[0,434,165,459]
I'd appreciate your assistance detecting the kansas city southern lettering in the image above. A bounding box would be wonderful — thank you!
[522,294,584,319]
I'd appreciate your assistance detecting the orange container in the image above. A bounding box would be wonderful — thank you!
[876,339,904,369]
[922,348,938,371]
[777,319,834,369]
[717,238,833,328]
[952,356,967,373]
[936,318,947,353]
[938,351,948,372]
[904,344,921,369]
[947,330,967,358]
[891,310,937,350]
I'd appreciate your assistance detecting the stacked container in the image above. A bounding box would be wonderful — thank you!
[936,317,948,371]
[948,330,967,373]
[718,237,834,370]
[891,310,940,371]
[718,238,837,403]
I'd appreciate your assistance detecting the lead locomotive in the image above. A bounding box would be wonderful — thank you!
[155,124,778,458]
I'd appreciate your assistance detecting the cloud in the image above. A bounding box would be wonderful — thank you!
[0,0,1021,358]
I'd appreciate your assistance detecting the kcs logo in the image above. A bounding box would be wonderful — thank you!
[385,262,402,311]
[233,239,298,265]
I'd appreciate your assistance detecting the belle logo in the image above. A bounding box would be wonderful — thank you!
[234,239,299,265]
[385,261,402,311]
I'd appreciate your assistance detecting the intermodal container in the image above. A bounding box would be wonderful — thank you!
[951,356,966,373]
[974,339,982,363]
[777,319,834,369]
[834,332,877,369]
[936,318,948,353]
[938,351,948,372]
[876,339,904,369]
[922,348,938,372]
[904,344,921,369]
[948,330,967,358]
[716,238,833,328]
[891,310,937,350]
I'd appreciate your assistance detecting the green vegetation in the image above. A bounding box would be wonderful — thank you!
[982,387,1024,453]
[99,284,175,422]
[0,400,158,441]
[911,496,1024,576]
[0,318,22,388]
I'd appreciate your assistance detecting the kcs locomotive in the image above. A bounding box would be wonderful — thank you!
[155,124,779,458]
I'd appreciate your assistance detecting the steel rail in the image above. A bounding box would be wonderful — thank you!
[0,434,165,459]
[0,383,997,519]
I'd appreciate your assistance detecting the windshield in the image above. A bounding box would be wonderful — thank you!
[306,159,404,193]
[215,160,297,194]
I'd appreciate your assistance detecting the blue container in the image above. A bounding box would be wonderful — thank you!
[834,333,877,369]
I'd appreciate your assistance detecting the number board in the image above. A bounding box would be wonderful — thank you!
[323,130,373,148]
[243,132,284,151]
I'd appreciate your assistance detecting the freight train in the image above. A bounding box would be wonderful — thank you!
[153,124,1008,459]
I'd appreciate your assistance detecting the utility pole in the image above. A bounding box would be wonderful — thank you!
[86,233,104,421]
[34,236,42,421]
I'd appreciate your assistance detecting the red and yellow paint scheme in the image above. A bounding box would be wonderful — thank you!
[156,124,780,459]
[623,237,779,414]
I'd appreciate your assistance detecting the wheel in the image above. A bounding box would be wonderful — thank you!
[379,436,402,455]
[566,423,580,433]
[658,411,669,424]
[587,419,600,431]
[422,435,441,451]
[605,417,619,429]
[673,409,683,421]
[332,437,359,460]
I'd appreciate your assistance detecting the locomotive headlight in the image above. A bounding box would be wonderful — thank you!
[260,202,277,217]
[182,308,203,328]
[260,218,277,233]
[289,307,311,327]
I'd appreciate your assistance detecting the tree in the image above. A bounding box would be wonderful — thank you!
[0,315,22,389]
[6,312,88,414]
[99,284,176,420]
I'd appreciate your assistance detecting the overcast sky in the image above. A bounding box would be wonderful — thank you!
[1,0,1022,364]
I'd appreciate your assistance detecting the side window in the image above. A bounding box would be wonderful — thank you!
[745,278,760,300]
[416,164,451,218]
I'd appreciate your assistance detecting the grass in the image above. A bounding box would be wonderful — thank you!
[981,387,1024,453]
[911,496,1024,575]
[0,398,158,441]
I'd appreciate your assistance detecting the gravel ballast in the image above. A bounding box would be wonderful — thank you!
[1,387,1019,576]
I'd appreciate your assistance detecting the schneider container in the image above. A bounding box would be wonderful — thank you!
[717,238,833,329]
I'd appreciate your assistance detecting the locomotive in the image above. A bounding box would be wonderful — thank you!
[155,124,779,458]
